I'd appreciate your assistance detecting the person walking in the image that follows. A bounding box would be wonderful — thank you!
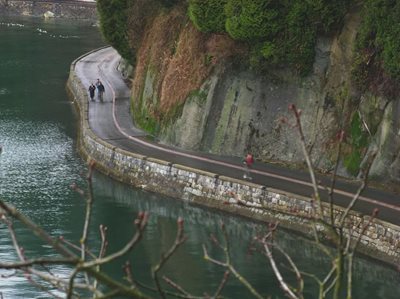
[88,83,96,101]
[243,152,254,180]
[96,79,105,102]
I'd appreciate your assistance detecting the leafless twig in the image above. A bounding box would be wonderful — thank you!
[152,217,187,299]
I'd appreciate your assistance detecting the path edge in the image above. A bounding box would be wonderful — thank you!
[66,47,400,266]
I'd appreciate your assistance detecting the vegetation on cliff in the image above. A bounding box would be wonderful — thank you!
[97,0,179,65]
[188,0,350,74]
[97,0,350,75]
[188,0,227,33]
[352,0,400,98]
[96,0,400,178]
[97,0,132,64]
[97,0,400,84]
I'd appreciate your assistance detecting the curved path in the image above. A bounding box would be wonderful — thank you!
[74,47,400,226]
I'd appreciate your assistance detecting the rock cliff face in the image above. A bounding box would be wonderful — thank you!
[130,5,400,184]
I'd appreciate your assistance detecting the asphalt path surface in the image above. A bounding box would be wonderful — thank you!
[74,47,400,226]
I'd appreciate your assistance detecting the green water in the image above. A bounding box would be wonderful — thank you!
[0,16,399,299]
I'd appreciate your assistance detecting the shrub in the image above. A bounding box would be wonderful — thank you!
[158,0,181,7]
[308,0,350,34]
[354,0,400,80]
[188,0,227,33]
[381,14,400,78]
[225,0,282,41]
[215,0,348,75]
[284,1,317,74]
[97,0,132,64]
[260,41,279,63]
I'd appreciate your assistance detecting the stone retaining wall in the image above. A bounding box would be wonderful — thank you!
[0,0,97,20]
[66,48,400,265]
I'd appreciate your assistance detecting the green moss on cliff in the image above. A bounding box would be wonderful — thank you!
[344,112,369,175]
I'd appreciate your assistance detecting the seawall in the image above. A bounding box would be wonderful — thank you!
[66,48,400,265]
[0,0,97,20]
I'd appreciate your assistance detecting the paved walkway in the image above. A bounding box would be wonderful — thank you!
[74,47,400,225]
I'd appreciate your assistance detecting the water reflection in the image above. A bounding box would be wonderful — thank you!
[0,15,399,299]
[0,15,104,298]
[92,171,400,299]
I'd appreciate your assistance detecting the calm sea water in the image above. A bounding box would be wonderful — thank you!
[0,16,399,299]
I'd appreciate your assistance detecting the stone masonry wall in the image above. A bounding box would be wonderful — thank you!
[0,0,97,20]
[66,48,400,265]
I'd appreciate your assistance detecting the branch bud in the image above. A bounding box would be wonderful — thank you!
[89,160,96,168]
[177,217,184,229]
[278,116,288,124]
[138,211,145,220]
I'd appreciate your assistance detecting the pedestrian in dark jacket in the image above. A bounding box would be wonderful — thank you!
[96,79,105,102]
[88,83,96,101]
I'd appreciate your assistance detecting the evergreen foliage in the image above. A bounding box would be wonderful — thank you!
[158,0,181,7]
[225,0,282,40]
[187,0,350,75]
[283,1,317,74]
[353,0,400,92]
[188,0,227,32]
[97,0,133,64]
[97,0,351,74]
[307,0,350,34]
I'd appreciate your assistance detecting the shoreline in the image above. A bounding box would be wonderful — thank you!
[0,0,97,20]
[66,47,400,265]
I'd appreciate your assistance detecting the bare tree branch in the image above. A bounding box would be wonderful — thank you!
[338,152,376,228]
[328,130,345,226]
[0,201,76,259]
[212,270,230,299]
[0,258,77,269]
[152,217,187,299]
[203,223,264,299]
[289,104,322,215]
[81,212,148,269]
[80,160,96,269]
[162,276,191,297]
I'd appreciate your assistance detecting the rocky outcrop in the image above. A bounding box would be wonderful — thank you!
[130,5,400,184]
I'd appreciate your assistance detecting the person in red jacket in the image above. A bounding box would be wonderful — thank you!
[243,152,254,180]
